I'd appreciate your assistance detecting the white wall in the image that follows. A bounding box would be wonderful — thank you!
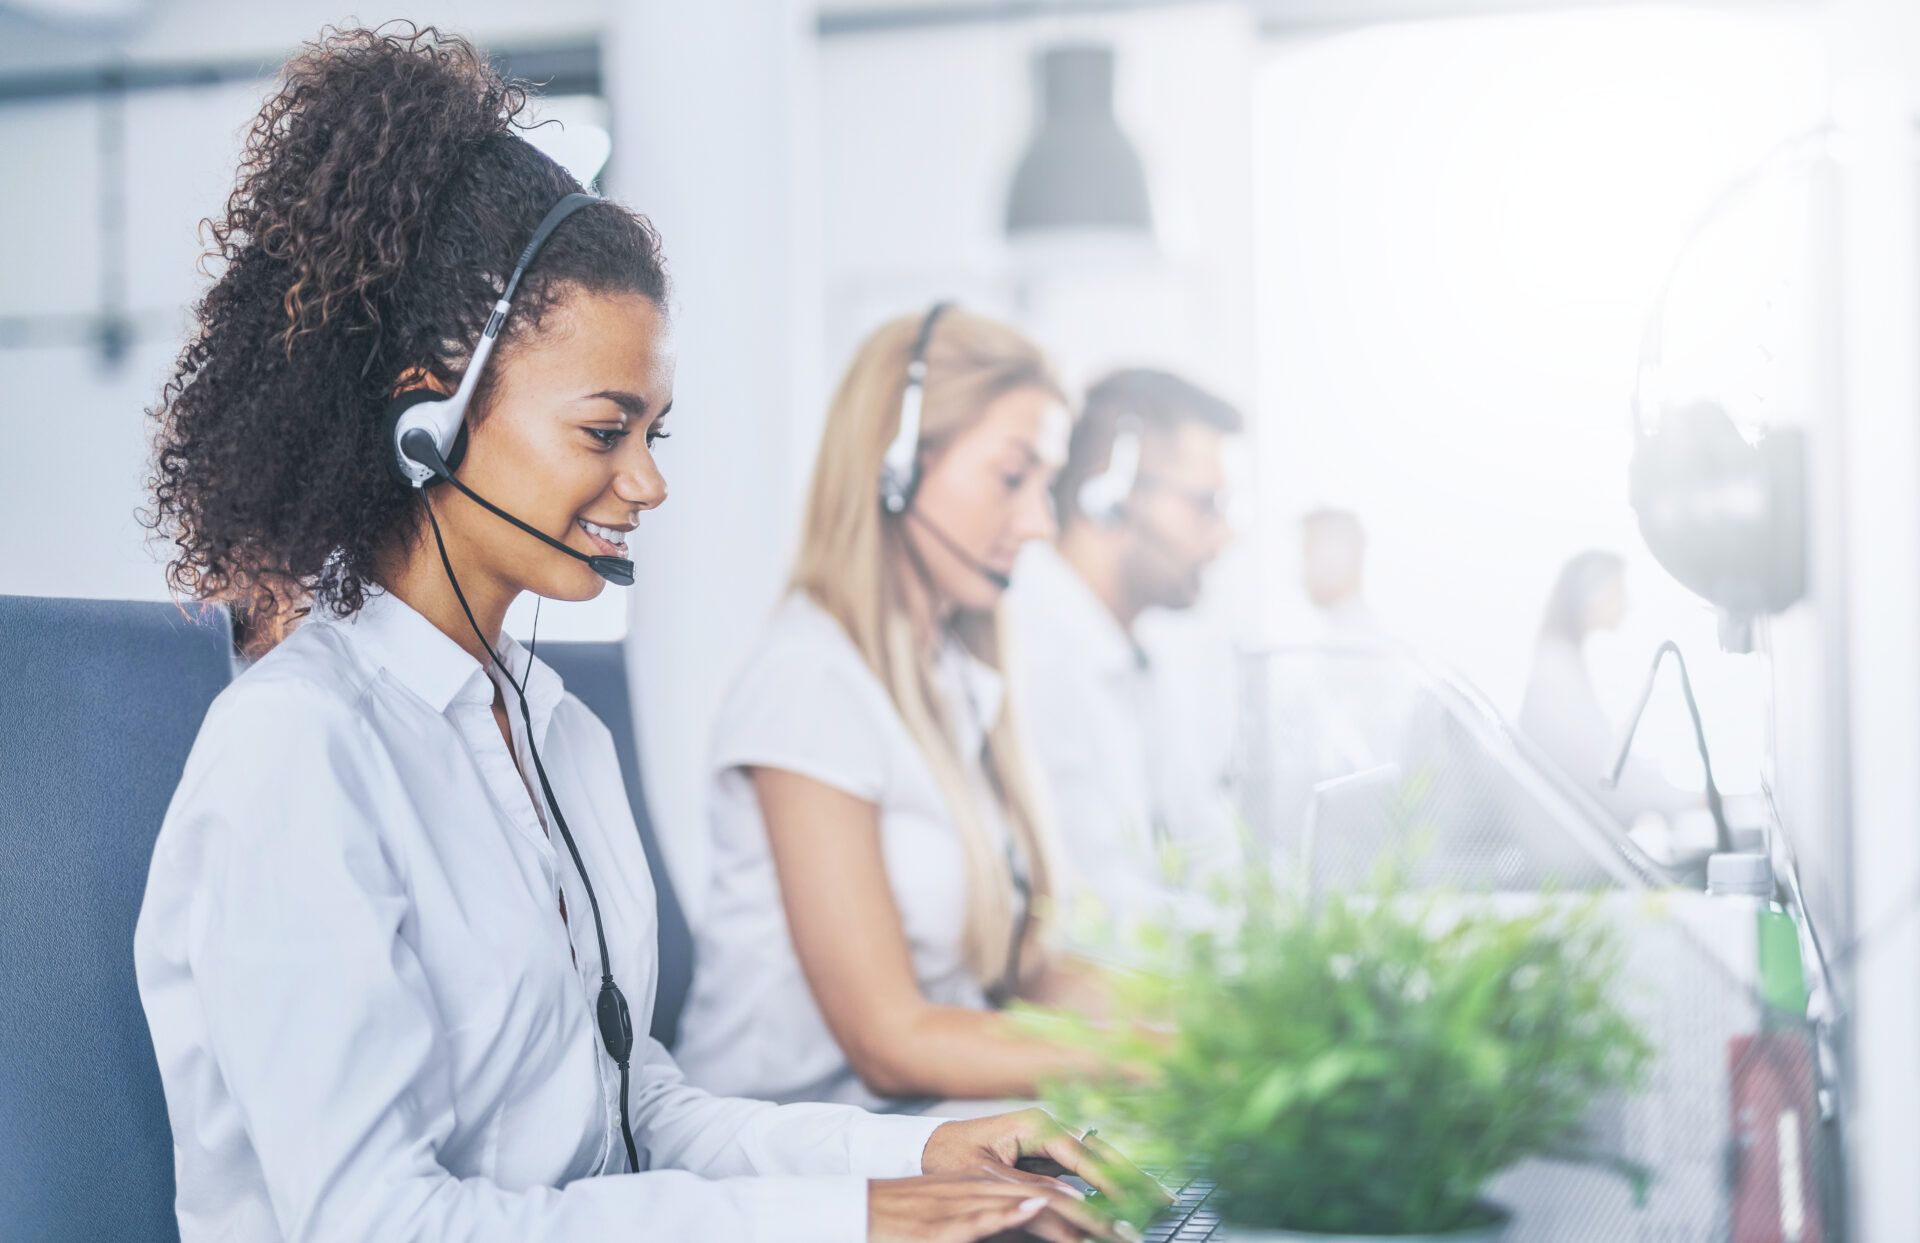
[1823,4,1920,1238]
[2,78,266,602]
[604,0,824,921]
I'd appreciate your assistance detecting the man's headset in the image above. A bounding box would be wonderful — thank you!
[383,191,634,587]
[1075,417,1141,526]
[878,302,1016,591]
[383,191,642,1173]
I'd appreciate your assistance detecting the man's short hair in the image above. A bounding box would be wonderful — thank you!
[1055,368,1244,528]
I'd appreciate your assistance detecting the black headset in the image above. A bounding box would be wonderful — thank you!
[384,192,635,588]
[386,191,641,1174]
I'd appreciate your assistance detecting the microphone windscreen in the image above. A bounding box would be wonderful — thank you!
[590,556,636,586]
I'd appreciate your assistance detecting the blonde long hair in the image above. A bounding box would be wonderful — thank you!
[790,309,1063,992]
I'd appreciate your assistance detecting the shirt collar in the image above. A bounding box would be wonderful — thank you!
[493,629,568,746]
[337,591,566,738]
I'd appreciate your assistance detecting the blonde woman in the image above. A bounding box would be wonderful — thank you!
[675,306,1103,1107]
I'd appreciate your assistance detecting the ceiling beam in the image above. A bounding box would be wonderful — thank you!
[0,39,601,106]
[816,0,1812,38]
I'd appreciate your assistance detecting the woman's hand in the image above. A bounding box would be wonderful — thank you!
[921,1108,1166,1235]
[922,1108,1159,1198]
[868,1168,1122,1243]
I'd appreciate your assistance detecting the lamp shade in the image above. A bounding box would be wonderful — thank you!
[1006,44,1152,237]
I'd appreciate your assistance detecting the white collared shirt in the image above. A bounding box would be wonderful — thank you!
[134,590,940,1243]
[1006,543,1240,939]
[674,593,1016,1109]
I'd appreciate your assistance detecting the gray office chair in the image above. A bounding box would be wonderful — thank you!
[0,595,234,1243]
[537,640,694,1050]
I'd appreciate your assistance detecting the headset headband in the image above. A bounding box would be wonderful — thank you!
[879,301,956,515]
[1077,415,1143,525]
[390,192,600,487]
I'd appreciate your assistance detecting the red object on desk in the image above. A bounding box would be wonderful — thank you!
[1728,1030,1821,1243]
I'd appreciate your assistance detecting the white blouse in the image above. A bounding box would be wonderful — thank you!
[134,590,941,1243]
[673,593,1016,1109]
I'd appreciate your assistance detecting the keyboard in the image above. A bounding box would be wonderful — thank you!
[1141,1175,1220,1243]
[1025,1166,1220,1242]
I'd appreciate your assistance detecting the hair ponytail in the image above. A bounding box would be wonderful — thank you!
[225,28,524,352]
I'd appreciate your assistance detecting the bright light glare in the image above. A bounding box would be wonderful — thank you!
[1255,7,1825,791]
[522,95,614,191]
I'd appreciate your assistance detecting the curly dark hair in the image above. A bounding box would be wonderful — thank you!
[145,23,669,629]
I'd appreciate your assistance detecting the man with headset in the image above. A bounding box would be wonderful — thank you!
[1008,369,1243,939]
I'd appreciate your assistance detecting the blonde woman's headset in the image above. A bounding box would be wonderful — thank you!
[878,302,1016,590]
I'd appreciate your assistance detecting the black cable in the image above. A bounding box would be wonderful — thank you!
[925,592,1031,1007]
[903,506,1011,590]
[421,493,641,1174]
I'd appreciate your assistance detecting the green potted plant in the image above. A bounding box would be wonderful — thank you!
[1035,871,1653,1241]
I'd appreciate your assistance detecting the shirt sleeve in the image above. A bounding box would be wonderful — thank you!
[626,1036,946,1179]
[169,681,929,1243]
[712,634,890,803]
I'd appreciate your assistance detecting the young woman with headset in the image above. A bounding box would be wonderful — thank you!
[673,306,1113,1108]
[134,27,1138,1243]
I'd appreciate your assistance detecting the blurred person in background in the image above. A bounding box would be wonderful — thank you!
[1006,369,1243,937]
[133,29,1132,1243]
[1300,507,1376,638]
[675,307,1111,1110]
[1518,550,1695,825]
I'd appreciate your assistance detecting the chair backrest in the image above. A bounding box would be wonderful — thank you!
[537,640,694,1049]
[0,595,233,1243]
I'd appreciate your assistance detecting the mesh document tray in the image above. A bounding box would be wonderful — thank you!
[1226,640,1838,1243]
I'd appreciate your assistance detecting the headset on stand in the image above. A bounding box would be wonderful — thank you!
[1627,135,1815,651]
[384,191,641,1174]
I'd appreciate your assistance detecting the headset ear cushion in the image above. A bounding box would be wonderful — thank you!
[381,388,450,486]
[445,421,470,475]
